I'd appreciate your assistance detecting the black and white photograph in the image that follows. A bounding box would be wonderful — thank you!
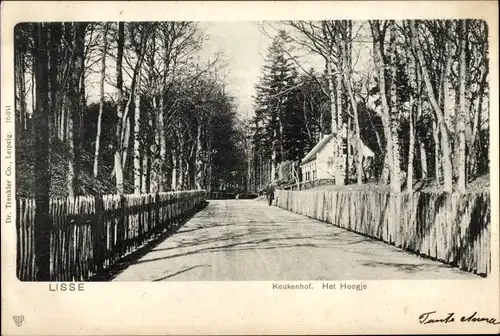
[1,1,499,335]
[12,17,492,282]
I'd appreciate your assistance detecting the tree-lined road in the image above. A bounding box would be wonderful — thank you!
[112,200,476,281]
[19,21,489,281]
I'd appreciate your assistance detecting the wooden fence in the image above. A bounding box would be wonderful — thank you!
[280,179,336,191]
[207,192,258,200]
[16,190,206,281]
[275,189,491,276]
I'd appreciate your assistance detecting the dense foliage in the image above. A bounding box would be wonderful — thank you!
[249,20,489,193]
[15,22,248,197]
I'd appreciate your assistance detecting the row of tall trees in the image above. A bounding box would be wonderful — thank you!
[15,22,247,198]
[251,19,489,193]
[250,32,335,191]
[251,31,304,190]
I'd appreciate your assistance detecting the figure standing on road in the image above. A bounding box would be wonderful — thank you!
[266,183,275,206]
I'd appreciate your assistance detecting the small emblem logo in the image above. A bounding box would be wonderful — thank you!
[13,315,24,327]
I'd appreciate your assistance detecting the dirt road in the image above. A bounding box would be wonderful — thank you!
[111,200,477,281]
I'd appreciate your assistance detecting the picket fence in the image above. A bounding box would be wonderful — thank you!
[16,190,206,281]
[275,189,491,276]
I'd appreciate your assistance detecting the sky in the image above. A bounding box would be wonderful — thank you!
[199,21,374,121]
[199,21,271,120]
[76,21,372,121]
[82,21,274,120]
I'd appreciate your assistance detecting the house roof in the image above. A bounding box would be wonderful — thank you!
[360,142,375,157]
[301,133,375,165]
[301,134,335,164]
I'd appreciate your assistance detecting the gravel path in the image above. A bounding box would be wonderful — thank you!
[112,200,477,281]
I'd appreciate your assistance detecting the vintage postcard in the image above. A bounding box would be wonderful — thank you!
[1,1,499,335]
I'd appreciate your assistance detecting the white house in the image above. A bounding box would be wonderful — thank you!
[301,134,375,182]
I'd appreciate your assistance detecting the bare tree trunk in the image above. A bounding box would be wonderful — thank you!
[432,119,441,182]
[412,21,453,192]
[262,161,265,188]
[60,24,74,141]
[469,62,487,177]
[158,95,167,192]
[457,19,468,192]
[342,25,363,185]
[114,22,125,194]
[31,51,35,129]
[345,82,362,185]
[195,122,203,190]
[141,111,152,194]
[48,24,62,141]
[121,25,149,182]
[121,69,142,170]
[78,33,86,168]
[121,109,131,169]
[335,54,346,185]
[443,22,457,183]
[189,143,196,189]
[271,149,277,185]
[66,36,78,187]
[416,69,428,180]
[277,97,284,163]
[407,100,415,192]
[60,96,66,141]
[247,150,252,193]
[171,150,177,191]
[177,135,184,191]
[15,34,27,136]
[67,22,86,197]
[32,23,51,280]
[141,156,148,194]
[443,25,454,137]
[185,159,190,190]
[48,23,62,192]
[388,22,401,192]
[468,21,488,178]
[93,23,109,177]
[159,24,173,192]
[326,53,340,182]
[133,92,141,194]
[406,48,416,192]
[380,152,390,184]
[150,97,161,192]
[327,57,337,135]
[437,102,453,189]
[319,110,324,138]
[207,161,212,192]
[370,20,394,189]
[114,134,124,193]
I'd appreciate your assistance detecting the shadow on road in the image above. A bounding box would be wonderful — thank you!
[360,259,459,274]
[127,226,373,266]
[89,201,210,282]
[152,264,209,281]
[91,200,478,281]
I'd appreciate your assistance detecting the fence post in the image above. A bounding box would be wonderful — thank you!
[92,194,105,272]
[117,195,126,257]
[154,193,160,230]
[139,195,145,239]
[34,196,51,281]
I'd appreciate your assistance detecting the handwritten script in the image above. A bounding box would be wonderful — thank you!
[419,311,499,325]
